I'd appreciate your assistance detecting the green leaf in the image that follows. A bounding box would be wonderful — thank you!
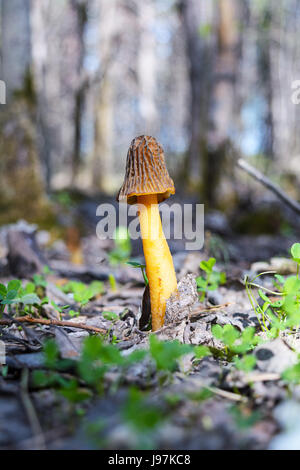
[234,354,257,372]
[282,362,300,384]
[33,274,47,288]
[123,388,163,432]
[196,276,206,288]
[291,243,300,263]
[7,280,21,293]
[102,311,119,321]
[211,324,223,340]
[15,293,40,305]
[68,309,79,318]
[258,290,271,303]
[194,345,211,359]
[0,284,7,298]
[200,258,216,273]
[149,335,192,371]
[43,340,60,369]
[24,282,36,294]
[59,380,92,403]
[126,261,146,269]
[284,276,300,295]
[274,274,285,285]
[6,289,18,300]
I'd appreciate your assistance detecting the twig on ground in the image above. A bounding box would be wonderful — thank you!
[20,368,46,450]
[0,315,107,335]
[237,158,300,216]
[190,302,233,318]
[208,386,248,403]
[245,372,280,382]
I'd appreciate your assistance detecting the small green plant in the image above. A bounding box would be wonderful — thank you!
[212,324,261,360]
[102,311,119,322]
[282,360,300,384]
[34,336,148,398]
[149,334,193,372]
[0,280,40,317]
[123,387,163,432]
[244,243,300,335]
[196,258,226,301]
[68,309,80,318]
[234,354,257,372]
[108,227,131,266]
[61,280,104,307]
[127,261,148,285]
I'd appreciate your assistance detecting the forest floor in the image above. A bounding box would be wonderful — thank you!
[1,200,300,450]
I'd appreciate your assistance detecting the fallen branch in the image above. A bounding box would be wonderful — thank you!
[237,158,300,216]
[0,315,106,335]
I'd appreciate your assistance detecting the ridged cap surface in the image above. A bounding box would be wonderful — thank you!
[117,135,175,204]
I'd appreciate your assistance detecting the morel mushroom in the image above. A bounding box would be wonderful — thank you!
[117,135,178,331]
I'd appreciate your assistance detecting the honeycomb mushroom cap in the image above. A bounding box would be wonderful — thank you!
[117,135,175,204]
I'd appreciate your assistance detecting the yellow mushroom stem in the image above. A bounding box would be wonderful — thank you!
[137,194,177,331]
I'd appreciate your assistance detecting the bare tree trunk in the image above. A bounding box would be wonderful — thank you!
[93,77,114,191]
[1,0,31,99]
[255,3,274,159]
[91,0,116,192]
[71,0,88,185]
[180,0,215,186]
[0,0,49,224]
[205,0,240,206]
[180,0,241,206]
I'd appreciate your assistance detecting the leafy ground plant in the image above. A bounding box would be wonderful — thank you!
[212,324,261,364]
[196,257,226,301]
[244,242,300,336]
[0,280,40,317]
[61,280,104,307]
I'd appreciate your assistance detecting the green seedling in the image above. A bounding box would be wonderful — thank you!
[282,360,300,384]
[102,311,119,322]
[127,260,148,286]
[234,354,257,372]
[196,257,226,301]
[122,387,163,433]
[0,280,40,317]
[244,243,300,335]
[34,336,148,398]
[61,280,104,307]
[149,334,193,372]
[212,324,261,359]
[68,309,80,318]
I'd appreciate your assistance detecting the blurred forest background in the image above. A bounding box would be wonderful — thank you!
[0,0,300,237]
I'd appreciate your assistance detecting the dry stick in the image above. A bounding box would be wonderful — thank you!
[20,368,46,450]
[237,158,300,216]
[0,315,106,335]
[190,302,233,317]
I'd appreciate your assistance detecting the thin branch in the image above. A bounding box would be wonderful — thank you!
[20,368,46,450]
[237,158,300,216]
[0,315,106,335]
